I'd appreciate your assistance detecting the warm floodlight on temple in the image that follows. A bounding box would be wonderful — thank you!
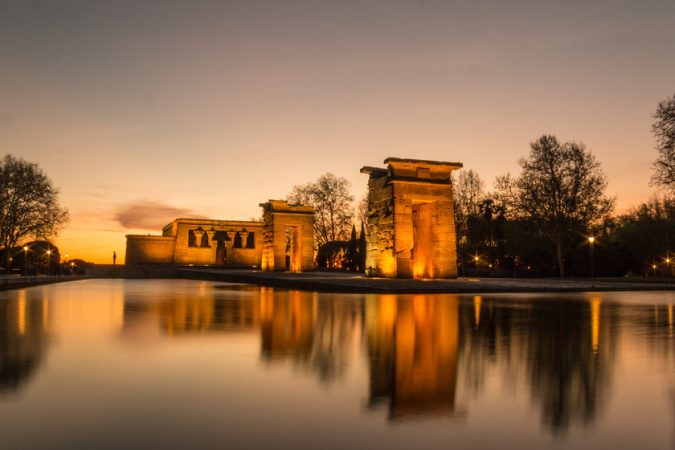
[259,200,314,272]
[361,157,463,279]
[125,200,314,272]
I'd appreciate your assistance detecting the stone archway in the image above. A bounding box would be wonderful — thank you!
[216,240,226,265]
[259,200,314,272]
[361,157,463,279]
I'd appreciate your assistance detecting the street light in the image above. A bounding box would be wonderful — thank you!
[588,236,595,278]
[46,249,51,276]
[23,245,28,275]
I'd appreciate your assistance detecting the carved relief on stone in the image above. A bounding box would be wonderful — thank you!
[192,229,205,248]
[206,230,216,243]
[239,231,250,249]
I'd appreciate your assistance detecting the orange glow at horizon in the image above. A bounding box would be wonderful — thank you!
[4,1,674,263]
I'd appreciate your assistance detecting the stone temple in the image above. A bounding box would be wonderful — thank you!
[125,200,314,272]
[361,157,463,279]
[126,157,462,278]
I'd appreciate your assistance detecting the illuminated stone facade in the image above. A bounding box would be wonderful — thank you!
[126,218,264,267]
[126,201,315,271]
[361,157,462,279]
[260,200,314,272]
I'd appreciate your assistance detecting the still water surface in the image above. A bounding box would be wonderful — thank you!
[0,279,673,449]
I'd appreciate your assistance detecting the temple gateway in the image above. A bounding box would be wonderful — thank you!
[361,158,463,279]
[125,200,314,272]
[126,157,463,278]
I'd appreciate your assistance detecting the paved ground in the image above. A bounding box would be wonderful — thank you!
[179,268,675,294]
[0,275,91,291]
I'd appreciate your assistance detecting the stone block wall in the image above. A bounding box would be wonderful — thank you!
[125,235,176,264]
[260,200,314,272]
[361,158,462,279]
[172,220,263,266]
[125,219,263,267]
[363,170,396,277]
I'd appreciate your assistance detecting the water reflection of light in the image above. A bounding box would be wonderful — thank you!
[590,298,601,355]
[17,290,26,335]
[473,295,482,328]
[3,282,674,448]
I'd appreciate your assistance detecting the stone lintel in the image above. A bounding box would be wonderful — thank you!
[162,218,262,235]
[383,157,463,169]
[259,199,314,215]
[388,177,452,185]
[360,166,388,177]
[125,235,175,241]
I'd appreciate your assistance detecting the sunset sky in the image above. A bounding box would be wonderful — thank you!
[2,0,674,263]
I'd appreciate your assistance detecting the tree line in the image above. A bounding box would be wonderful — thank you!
[291,94,674,277]
[1,93,673,277]
[453,94,674,277]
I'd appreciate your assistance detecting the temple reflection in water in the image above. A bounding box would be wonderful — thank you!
[0,280,672,443]
[366,294,460,419]
[117,285,628,431]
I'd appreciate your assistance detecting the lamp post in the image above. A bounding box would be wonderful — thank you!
[23,245,28,275]
[588,236,595,278]
[46,249,51,276]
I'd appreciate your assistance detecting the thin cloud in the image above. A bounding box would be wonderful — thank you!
[115,201,206,230]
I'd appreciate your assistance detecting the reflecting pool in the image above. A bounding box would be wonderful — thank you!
[0,280,673,449]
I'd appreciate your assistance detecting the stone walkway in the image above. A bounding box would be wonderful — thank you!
[0,275,91,291]
[179,268,675,294]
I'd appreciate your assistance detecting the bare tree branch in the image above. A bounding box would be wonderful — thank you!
[0,155,69,266]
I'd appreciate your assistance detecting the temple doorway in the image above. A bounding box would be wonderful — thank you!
[284,227,301,272]
[216,240,227,265]
[412,203,433,278]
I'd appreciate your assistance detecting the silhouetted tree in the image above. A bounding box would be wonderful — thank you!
[453,169,486,272]
[0,155,68,268]
[651,94,675,192]
[453,169,485,241]
[316,241,349,269]
[0,240,60,275]
[358,222,367,272]
[288,173,354,266]
[515,135,614,276]
[612,196,674,276]
[345,225,358,271]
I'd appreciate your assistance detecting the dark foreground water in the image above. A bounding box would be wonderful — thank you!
[0,280,673,449]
